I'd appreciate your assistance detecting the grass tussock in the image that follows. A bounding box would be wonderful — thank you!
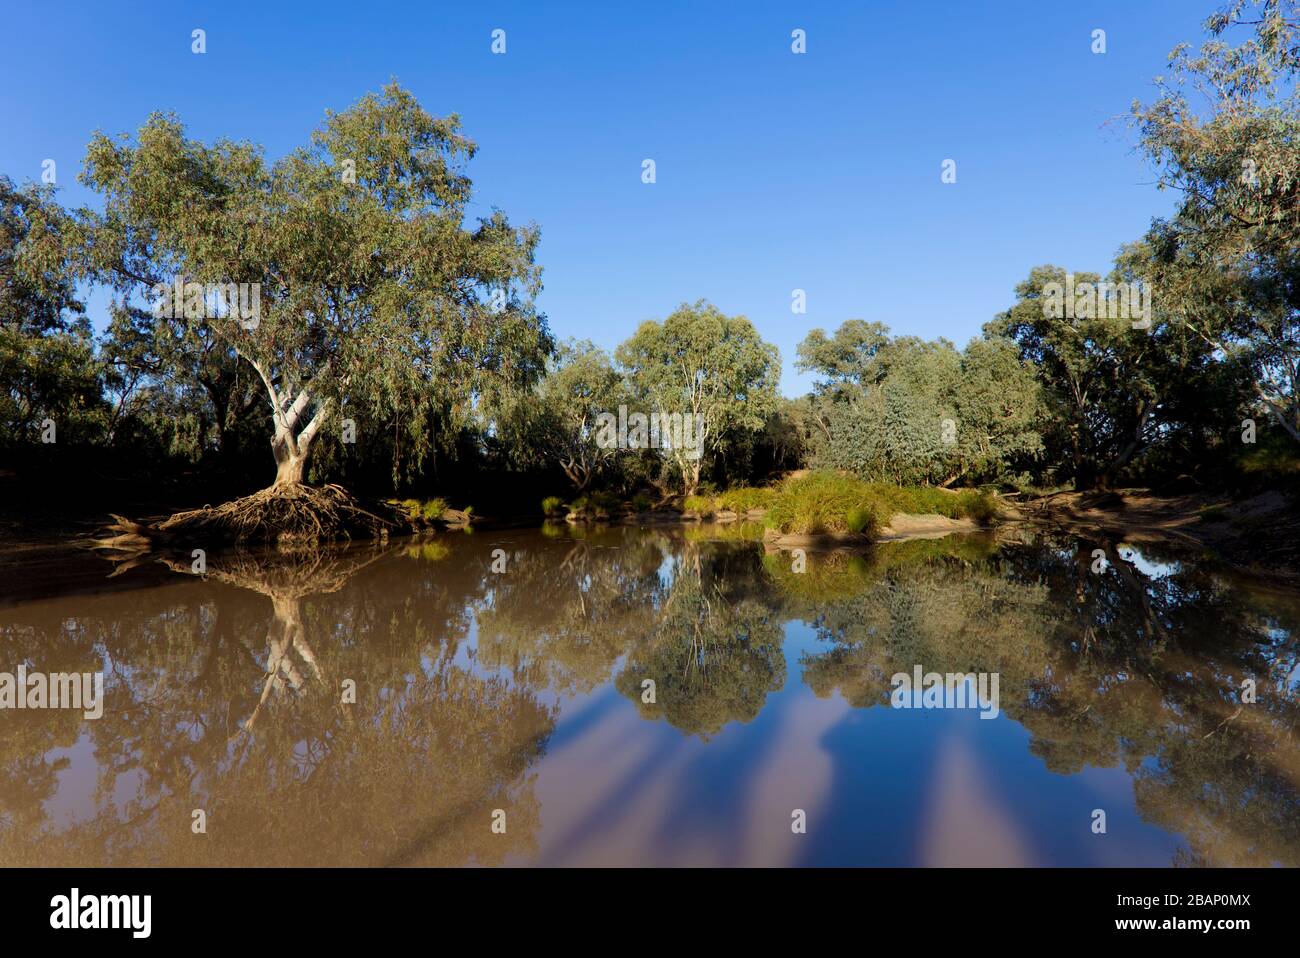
[390,497,448,523]
[682,486,775,516]
[682,494,715,515]
[764,471,998,536]
[569,490,620,519]
[715,486,776,513]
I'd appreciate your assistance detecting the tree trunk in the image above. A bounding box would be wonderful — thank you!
[681,460,701,498]
[243,355,332,492]
[272,429,307,486]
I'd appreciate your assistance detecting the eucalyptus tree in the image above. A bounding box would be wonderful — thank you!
[0,175,106,447]
[615,300,781,496]
[69,82,551,489]
[796,321,1042,485]
[989,266,1160,488]
[499,339,623,492]
[1133,0,1300,442]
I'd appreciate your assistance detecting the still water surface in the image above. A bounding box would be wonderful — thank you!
[2,524,1298,866]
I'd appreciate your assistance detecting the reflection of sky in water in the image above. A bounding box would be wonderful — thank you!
[515,620,1182,866]
[11,528,1300,867]
[1116,544,1180,579]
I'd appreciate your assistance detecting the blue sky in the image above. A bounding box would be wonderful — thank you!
[0,0,1209,395]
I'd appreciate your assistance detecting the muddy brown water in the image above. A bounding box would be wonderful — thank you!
[1,523,1297,866]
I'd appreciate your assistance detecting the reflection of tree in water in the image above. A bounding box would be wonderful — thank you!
[613,542,786,739]
[6,528,1298,865]
[0,542,555,866]
[473,527,669,694]
[475,527,788,739]
[789,533,1300,866]
[0,621,98,832]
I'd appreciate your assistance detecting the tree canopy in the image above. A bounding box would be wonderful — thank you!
[68,81,552,487]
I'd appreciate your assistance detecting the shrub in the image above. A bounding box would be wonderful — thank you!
[541,495,566,517]
[421,497,448,521]
[570,490,619,518]
[630,492,653,512]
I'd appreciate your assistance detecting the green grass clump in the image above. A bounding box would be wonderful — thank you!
[682,494,715,515]
[570,490,619,518]
[846,506,875,535]
[764,471,998,536]
[630,492,653,512]
[389,497,449,523]
[683,486,776,515]
[765,472,876,535]
[541,495,566,517]
[715,486,775,513]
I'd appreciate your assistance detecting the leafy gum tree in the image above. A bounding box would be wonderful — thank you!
[615,300,780,496]
[797,321,1042,485]
[1133,0,1300,441]
[0,176,107,448]
[70,82,551,493]
[988,266,1170,488]
[500,339,623,492]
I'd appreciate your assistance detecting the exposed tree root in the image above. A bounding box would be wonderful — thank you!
[95,482,410,548]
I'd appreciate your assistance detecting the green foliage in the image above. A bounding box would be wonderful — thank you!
[8,15,1300,505]
[541,495,566,516]
[1237,432,1300,478]
[714,486,775,513]
[667,484,776,519]
[69,82,552,486]
[764,471,997,536]
[0,176,110,448]
[569,490,619,519]
[846,506,874,535]
[1132,1,1300,446]
[799,323,1044,487]
[765,472,883,536]
[499,339,622,491]
[390,497,448,523]
[682,494,715,515]
[616,300,780,495]
[987,262,1241,490]
[796,320,891,394]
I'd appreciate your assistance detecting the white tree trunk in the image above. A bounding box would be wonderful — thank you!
[249,357,329,488]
